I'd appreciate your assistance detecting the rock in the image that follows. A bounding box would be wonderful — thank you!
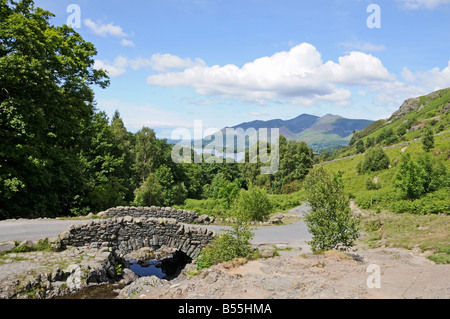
[49,237,62,251]
[18,240,34,248]
[0,241,16,253]
[119,268,139,285]
[118,276,167,298]
[260,249,276,258]
[125,247,155,262]
[97,211,107,218]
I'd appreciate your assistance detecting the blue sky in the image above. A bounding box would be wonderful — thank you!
[34,0,450,138]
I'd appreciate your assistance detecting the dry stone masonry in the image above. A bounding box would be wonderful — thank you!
[97,206,199,224]
[60,216,216,259]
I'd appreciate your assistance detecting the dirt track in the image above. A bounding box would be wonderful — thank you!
[131,245,450,299]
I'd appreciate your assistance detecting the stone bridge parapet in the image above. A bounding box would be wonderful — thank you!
[60,216,216,259]
[97,206,199,223]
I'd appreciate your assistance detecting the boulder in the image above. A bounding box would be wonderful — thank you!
[0,241,16,253]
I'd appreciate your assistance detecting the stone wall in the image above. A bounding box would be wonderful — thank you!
[98,206,199,223]
[60,216,216,259]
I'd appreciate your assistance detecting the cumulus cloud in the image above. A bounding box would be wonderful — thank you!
[84,19,129,38]
[402,62,450,91]
[146,43,396,106]
[149,54,207,72]
[93,54,206,77]
[398,0,450,9]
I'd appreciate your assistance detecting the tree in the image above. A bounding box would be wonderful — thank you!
[357,146,390,174]
[422,127,435,152]
[304,167,359,252]
[234,185,273,222]
[355,140,365,154]
[0,0,108,218]
[77,112,136,213]
[395,153,448,200]
[133,127,157,183]
[134,173,163,207]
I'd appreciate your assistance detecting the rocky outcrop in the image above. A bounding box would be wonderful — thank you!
[0,247,123,299]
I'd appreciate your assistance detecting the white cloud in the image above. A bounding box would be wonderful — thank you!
[402,62,450,91]
[149,54,206,72]
[146,43,396,106]
[121,39,135,47]
[93,59,126,77]
[92,54,207,77]
[398,0,450,9]
[84,19,129,38]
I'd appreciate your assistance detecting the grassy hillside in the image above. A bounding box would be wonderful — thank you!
[333,88,450,159]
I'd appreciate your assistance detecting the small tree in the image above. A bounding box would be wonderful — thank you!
[304,167,359,252]
[234,185,273,222]
[134,173,163,206]
[357,146,390,174]
[422,127,435,152]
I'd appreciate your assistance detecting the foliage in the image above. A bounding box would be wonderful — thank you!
[422,126,435,152]
[303,167,359,252]
[133,173,163,207]
[233,185,274,222]
[0,0,109,218]
[195,221,254,270]
[357,146,390,174]
[395,153,448,200]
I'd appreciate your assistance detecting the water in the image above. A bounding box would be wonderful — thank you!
[128,259,165,278]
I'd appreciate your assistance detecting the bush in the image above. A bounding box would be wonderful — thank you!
[195,221,254,270]
[395,153,448,200]
[304,167,359,252]
[357,146,390,174]
[233,185,274,221]
[422,127,435,152]
[365,178,382,190]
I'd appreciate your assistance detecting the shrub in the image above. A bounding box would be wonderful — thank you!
[195,221,254,270]
[395,153,448,200]
[422,127,435,152]
[303,167,359,252]
[358,146,390,174]
[233,185,274,221]
[365,178,382,190]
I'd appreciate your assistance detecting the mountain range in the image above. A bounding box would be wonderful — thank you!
[224,113,374,151]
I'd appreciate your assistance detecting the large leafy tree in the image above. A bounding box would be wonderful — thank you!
[0,0,108,218]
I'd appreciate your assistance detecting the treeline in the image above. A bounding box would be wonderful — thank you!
[0,1,315,219]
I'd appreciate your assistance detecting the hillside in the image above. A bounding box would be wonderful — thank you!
[332,88,450,158]
[316,88,450,264]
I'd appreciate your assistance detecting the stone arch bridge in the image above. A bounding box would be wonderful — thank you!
[60,207,216,260]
